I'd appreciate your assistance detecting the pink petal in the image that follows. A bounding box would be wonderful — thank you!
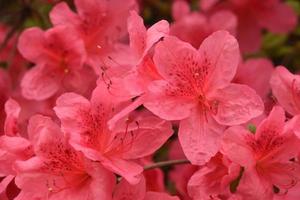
[199,30,240,92]
[200,0,220,11]
[17,28,44,62]
[108,96,146,130]
[153,35,200,80]
[270,66,300,116]
[221,126,255,167]
[74,0,107,19]
[255,106,285,140]
[85,162,116,200]
[4,99,21,136]
[0,136,32,175]
[112,112,173,159]
[54,92,91,134]
[236,169,273,200]
[14,157,44,173]
[266,162,300,190]
[50,2,80,26]
[237,16,261,53]
[188,155,240,198]
[21,64,61,100]
[101,157,143,184]
[178,109,225,165]
[127,11,147,58]
[144,80,196,121]
[213,83,264,126]
[258,3,297,33]
[210,10,237,37]
[172,0,190,21]
[14,173,52,200]
[234,58,274,99]
[170,12,207,48]
[27,115,63,154]
[145,20,169,58]
[62,66,97,97]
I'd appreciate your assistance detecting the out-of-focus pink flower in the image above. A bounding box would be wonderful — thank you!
[0,132,33,199]
[18,26,96,100]
[54,85,173,184]
[171,0,237,48]
[188,153,240,199]
[145,31,264,165]
[14,115,115,200]
[200,0,298,53]
[222,106,300,199]
[50,0,137,73]
[270,66,300,117]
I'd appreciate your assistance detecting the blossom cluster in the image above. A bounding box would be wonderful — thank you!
[0,0,300,199]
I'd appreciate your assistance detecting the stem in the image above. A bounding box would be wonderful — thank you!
[144,159,190,170]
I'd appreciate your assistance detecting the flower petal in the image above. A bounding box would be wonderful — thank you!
[199,30,240,92]
[178,109,225,165]
[213,83,264,126]
[21,64,61,100]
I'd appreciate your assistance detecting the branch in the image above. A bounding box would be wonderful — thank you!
[144,159,190,170]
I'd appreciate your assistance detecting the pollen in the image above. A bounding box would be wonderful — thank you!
[64,68,69,74]
[97,45,102,49]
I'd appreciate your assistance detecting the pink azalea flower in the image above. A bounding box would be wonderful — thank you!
[144,31,264,165]
[113,176,179,200]
[14,115,115,200]
[188,153,240,199]
[18,26,96,100]
[50,0,137,73]
[200,0,220,11]
[103,11,169,129]
[4,96,56,138]
[171,0,237,48]
[103,10,169,100]
[200,0,298,53]
[270,66,300,116]
[54,85,173,184]
[222,106,300,199]
[0,127,33,199]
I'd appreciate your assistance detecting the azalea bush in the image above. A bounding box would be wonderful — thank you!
[1,0,300,199]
